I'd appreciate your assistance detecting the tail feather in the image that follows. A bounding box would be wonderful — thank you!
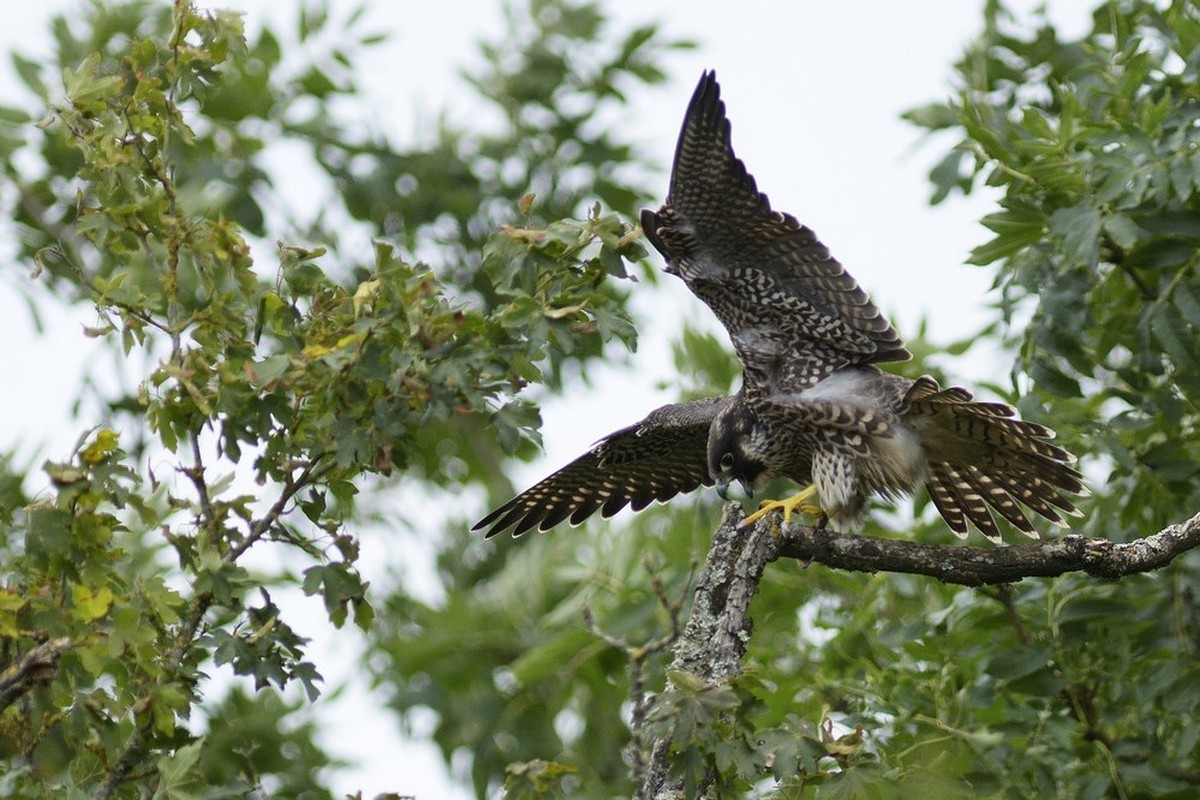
[987,470,1074,528]
[925,464,969,536]
[981,449,1084,495]
[927,462,1001,541]
[963,464,1038,537]
[905,376,1082,539]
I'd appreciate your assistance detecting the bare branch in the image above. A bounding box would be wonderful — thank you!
[773,510,1200,586]
[226,456,330,563]
[0,638,71,711]
[642,505,781,799]
[982,584,1031,645]
[185,433,218,540]
[96,593,214,800]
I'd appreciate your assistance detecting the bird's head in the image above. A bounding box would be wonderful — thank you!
[708,403,768,500]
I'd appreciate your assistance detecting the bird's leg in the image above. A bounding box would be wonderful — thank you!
[740,484,822,528]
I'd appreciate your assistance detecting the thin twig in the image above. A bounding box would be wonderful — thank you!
[97,452,332,798]
[226,456,331,563]
[186,433,217,542]
[95,595,211,800]
[583,557,684,797]
[982,583,1032,645]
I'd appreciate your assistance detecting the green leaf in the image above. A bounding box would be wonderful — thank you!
[1029,358,1082,398]
[62,52,126,115]
[302,563,369,628]
[71,584,114,622]
[819,764,892,800]
[927,149,971,204]
[1124,238,1196,271]
[1102,212,1141,250]
[1151,304,1200,393]
[968,204,1046,264]
[509,627,595,685]
[504,759,579,798]
[25,505,73,563]
[903,101,961,130]
[1171,282,1200,328]
[11,52,47,96]
[1048,203,1102,266]
[153,739,204,800]
[1137,210,1200,238]
[250,354,291,386]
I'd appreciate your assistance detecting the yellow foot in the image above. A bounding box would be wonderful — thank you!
[740,485,822,528]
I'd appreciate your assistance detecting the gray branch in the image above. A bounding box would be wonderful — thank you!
[0,638,71,711]
[774,509,1200,586]
[637,507,1200,798]
[643,504,783,799]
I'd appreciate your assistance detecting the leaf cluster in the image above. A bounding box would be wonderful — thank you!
[907,0,1200,538]
[374,502,719,797]
[0,0,680,796]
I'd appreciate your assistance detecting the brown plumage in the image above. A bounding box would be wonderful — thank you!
[475,398,730,537]
[702,369,1083,541]
[640,70,910,392]
[475,71,1084,541]
[899,376,1084,539]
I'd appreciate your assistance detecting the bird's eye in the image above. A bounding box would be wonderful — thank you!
[719,452,735,471]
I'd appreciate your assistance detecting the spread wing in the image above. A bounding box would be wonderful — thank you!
[641,71,909,393]
[473,397,731,538]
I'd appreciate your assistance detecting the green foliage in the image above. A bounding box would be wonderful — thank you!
[802,3,1200,793]
[0,0,679,796]
[375,507,719,797]
[7,0,1199,797]
[907,0,1200,538]
[193,687,340,797]
[503,759,579,799]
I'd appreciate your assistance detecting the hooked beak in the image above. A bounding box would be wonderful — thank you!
[715,475,731,500]
[714,475,754,500]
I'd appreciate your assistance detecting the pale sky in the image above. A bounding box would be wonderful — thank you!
[0,2,1096,797]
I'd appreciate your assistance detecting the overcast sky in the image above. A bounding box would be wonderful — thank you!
[0,1,1096,797]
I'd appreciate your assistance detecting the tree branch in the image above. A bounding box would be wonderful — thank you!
[0,638,71,711]
[773,509,1200,586]
[643,504,783,799]
[585,563,682,794]
[638,506,1200,797]
[97,456,330,798]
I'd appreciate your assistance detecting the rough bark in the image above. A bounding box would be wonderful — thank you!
[0,637,71,711]
[774,509,1200,586]
[638,507,1200,797]
[644,504,783,799]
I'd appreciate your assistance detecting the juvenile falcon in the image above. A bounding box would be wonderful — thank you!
[474,70,1082,541]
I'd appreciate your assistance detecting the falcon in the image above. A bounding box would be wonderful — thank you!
[474,70,1083,541]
